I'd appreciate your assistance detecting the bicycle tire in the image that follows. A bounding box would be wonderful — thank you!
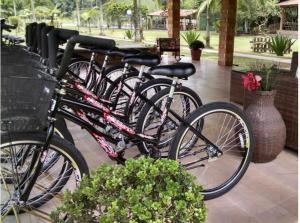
[169,102,254,200]
[0,132,89,210]
[124,78,173,124]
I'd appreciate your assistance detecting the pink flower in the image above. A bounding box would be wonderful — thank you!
[241,72,262,91]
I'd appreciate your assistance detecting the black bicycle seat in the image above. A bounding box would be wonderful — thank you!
[149,63,196,79]
[122,52,161,67]
[107,47,141,57]
[78,43,110,55]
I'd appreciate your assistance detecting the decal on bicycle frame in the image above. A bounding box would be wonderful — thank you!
[74,82,98,100]
[161,107,168,124]
[128,91,136,107]
[83,95,110,113]
[104,113,135,135]
[75,110,93,125]
[92,132,118,158]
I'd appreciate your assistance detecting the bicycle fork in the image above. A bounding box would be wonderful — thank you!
[19,88,62,201]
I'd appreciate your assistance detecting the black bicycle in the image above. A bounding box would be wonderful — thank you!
[1,35,254,222]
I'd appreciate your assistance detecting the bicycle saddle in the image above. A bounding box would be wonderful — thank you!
[122,52,161,67]
[78,44,110,55]
[149,63,196,79]
[107,47,141,57]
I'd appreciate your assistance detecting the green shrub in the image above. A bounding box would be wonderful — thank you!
[213,20,220,33]
[269,35,295,56]
[190,40,205,50]
[181,30,201,47]
[50,157,207,223]
[125,29,134,40]
[8,16,20,27]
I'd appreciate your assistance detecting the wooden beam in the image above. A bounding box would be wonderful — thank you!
[168,0,180,43]
[218,0,237,66]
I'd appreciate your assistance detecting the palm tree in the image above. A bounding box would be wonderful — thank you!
[133,0,141,42]
[81,7,99,34]
[13,0,17,16]
[75,0,81,30]
[98,0,104,35]
[197,0,220,48]
[30,0,36,21]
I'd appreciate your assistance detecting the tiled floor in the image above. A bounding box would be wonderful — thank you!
[67,57,298,223]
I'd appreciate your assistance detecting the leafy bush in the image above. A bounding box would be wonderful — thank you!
[190,40,205,50]
[181,30,201,47]
[269,35,295,56]
[124,29,134,40]
[50,158,207,223]
[8,16,20,27]
[213,20,220,33]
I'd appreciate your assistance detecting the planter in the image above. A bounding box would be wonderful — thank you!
[191,49,202,61]
[244,90,286,163]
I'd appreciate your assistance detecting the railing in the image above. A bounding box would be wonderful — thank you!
[282,22,298,31]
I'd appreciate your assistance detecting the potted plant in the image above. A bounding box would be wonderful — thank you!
[190,40,205,61]
[269,35,295,56]
[241,65,286,163]
[181,31,204,60]
[51,158,207,223]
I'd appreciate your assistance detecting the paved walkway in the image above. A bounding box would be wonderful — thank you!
[203,48,292,64]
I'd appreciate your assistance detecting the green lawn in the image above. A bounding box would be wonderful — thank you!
[65,26,297,57]
[8,23,295,69]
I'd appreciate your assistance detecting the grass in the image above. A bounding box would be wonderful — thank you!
[8,23,296,69]
[64,26,297,57]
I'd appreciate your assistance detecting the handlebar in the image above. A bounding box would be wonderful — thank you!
[56,35,116,80]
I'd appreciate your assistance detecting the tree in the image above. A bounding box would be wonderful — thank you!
[197,0,220,48]
[75,0,81,30]
[81,7,99,34]
[30,0,36,21]
[98,0,104,34]
[133,0,141,41]
[237,0,279,33]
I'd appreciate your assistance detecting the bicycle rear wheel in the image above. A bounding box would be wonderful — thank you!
[136,86,202,155]
[169,102,254,200]
[1,132,89,222]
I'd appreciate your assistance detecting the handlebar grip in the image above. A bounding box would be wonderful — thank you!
[47,28,79,68]
[25,22,37,50]
[56,35,116,80]
[36,23,46,54]
[41,26,54,59]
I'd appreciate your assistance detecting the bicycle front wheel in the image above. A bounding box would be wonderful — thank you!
[1,132,89,222]
[169,102,254,200]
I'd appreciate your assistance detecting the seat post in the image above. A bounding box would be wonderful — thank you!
[122,63,129,74]
[87,52,96,75]
[101,54,109,72]
[168,77,179,99]
[138,65,145,80]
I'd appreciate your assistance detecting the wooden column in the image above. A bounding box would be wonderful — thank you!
[168,0,180,43]
[218,0,237,66]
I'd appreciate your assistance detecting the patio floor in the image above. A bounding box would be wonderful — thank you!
[67,56,298,223]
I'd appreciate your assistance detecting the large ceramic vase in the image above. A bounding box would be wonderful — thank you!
[244,90,286,163]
